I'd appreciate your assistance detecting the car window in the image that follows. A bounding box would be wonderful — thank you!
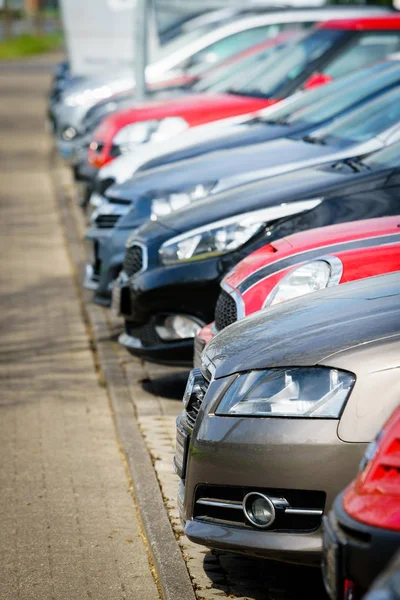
[256,61,398,125]
[228,29,347,99]
[287,61,400,126]
[185,24,287,75]
[363,141,400,169]
[312,86,400,145]
[324,33,400,80]
[193,34,303,93]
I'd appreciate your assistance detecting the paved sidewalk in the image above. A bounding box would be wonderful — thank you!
[0,63,160,600]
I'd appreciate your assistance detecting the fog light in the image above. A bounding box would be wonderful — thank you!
[155,315,204,341]
[62,126,77,141]
[243,493,276,529]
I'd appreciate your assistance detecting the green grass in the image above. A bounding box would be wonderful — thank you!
[0,33,62,60]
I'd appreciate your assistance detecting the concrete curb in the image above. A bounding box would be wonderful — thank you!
[52,157,197,600]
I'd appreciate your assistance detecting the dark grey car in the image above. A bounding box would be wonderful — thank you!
[175,273,400,566]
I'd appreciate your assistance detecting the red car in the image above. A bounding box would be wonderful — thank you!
[322,405,400,600]
[88,15,400,169]
[195,216,400,360]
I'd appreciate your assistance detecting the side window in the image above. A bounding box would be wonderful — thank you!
[324,33,400,80]
[186,24,282,73]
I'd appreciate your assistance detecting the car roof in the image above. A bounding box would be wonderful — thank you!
[319,15,400,31]
[204,272,400,379]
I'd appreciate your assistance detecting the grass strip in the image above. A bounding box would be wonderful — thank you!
[0,33,62,60]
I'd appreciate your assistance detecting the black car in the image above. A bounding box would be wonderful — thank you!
[112,141,400,365]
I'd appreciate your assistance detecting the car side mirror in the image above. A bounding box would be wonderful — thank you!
[303,73,333,90]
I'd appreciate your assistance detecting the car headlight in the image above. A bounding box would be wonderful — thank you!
[114,117,188,153]
[65,86,113,107]
[159,200,322,265]
[264,256,343,307]
[215,367,355,418]
[151,182,217,219]
[61,126,78,141]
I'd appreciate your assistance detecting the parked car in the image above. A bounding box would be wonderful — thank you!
[323,405,400,599]
[88,15,400,170]
[112,135,400,365]
[86,56,400,211]
[63,30,301,168]
[86,31,302,169]
[55,6,364,148]
[174,272,400,566]
[195,215,400,363]
[86,67,400,306]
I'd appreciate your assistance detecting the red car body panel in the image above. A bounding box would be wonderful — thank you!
[88,31,303,168]
[343,406,400,532]
[89,92,273,167]
[198,216,400,345]
[317,15,400,31]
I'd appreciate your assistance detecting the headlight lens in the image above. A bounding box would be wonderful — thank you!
[215,367,355,418]
[159,200,322,265]
[264,256,343,307]
[151,183,217,218]
[65,86,113,107]
[114,117,188,153]
[62,126,78,141]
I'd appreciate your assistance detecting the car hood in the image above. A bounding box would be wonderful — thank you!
[96,115,255,184]
[149,163,385,234]
[99,93,270,130]
[114,136,379,213]
[203,272,400,379]
[225,213,400,289]
[138,121,293,171]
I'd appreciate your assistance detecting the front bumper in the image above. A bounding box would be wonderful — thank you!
[84,227,128,301]
[113,264,216,365]
[322,494,400,600]
[177,392,366,566]
[118,328,194,366]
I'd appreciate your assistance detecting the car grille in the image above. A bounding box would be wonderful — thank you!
[185,370,209,433]
[93,240,101,277]
[194,485,325,533]
[215,289,238,332]
[123,244,143,277]
[94,214,120,228]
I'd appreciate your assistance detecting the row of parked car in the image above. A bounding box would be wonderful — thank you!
[50,4,400,599]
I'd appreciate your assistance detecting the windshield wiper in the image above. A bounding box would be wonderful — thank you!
[302,134,326,145]
[345,158,371,173]
[226,88,270,99]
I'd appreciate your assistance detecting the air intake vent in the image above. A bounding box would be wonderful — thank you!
[215,289,237,331]
[94,214,120,228]
[123,244,144,277]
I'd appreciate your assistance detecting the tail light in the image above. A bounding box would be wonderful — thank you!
[343,406,400,531]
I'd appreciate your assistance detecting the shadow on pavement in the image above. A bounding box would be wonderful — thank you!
[141,370,191,400]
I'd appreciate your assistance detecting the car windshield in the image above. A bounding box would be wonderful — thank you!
[227,29,346,99]
[309,86,400,145]
[363,141,400,169]
[192,34,302,94]
[154,21,220,59]
[256,60,400,126]
[283,61,400,126]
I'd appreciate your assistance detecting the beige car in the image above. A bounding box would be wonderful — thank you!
[175,272,400,566]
